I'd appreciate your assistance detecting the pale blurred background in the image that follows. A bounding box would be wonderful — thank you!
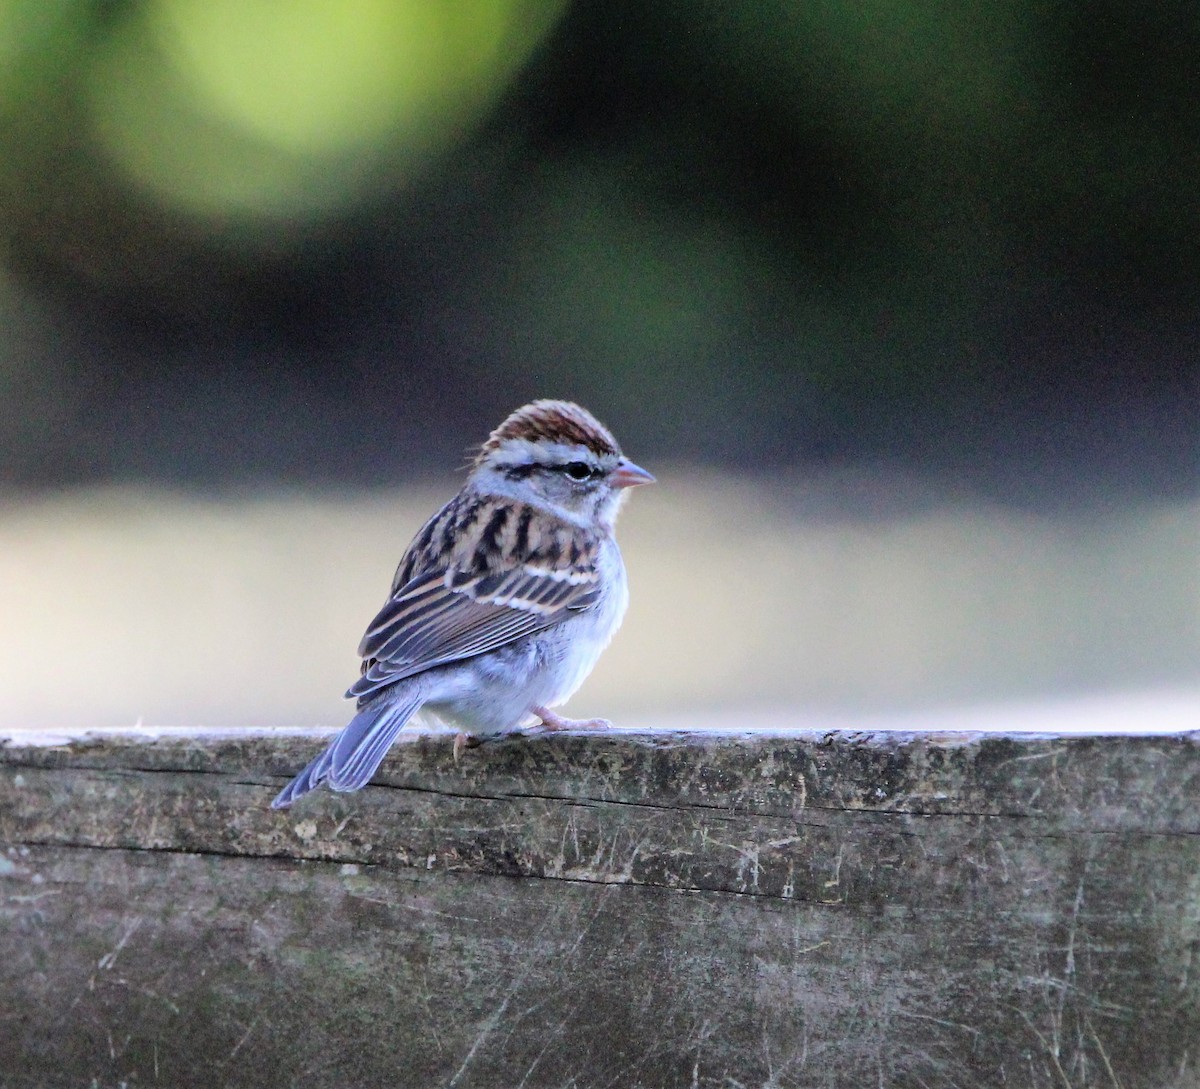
[1,1,1197,733]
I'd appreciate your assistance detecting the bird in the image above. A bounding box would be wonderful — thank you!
[271,399,654,808]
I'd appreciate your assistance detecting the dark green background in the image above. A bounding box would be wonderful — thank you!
[1,0,1196,503]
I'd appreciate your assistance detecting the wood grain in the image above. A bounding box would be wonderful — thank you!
[2,728,1198,1088]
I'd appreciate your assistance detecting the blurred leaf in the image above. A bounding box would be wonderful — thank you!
[0,0,87,104]
[681,0,1036,145]
[84,0,567,218]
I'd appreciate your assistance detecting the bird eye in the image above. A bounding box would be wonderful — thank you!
[564,461,594,481]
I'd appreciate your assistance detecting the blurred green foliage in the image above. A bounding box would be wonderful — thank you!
[87,0,567,217]
[0,0,83,87]
[3,0,1195,286]
[0,0,1195,487]
[2,0,567,221]
[687,0,1034,141]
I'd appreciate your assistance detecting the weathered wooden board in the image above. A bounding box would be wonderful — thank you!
[2,727,1198,1088]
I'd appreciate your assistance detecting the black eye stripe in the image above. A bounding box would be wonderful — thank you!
[503,460,601,481]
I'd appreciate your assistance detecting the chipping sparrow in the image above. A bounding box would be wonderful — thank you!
[272,399,653,808]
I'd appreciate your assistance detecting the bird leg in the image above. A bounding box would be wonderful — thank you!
[532,706,614,731]
[452,731,480,763]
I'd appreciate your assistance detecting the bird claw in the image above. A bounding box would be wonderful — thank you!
[451,711,611,762]
[532,706,613,732]
[452,731,480,763]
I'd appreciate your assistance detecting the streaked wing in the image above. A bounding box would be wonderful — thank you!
[347,498,602,702]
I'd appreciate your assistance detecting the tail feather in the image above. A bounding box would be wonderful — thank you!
[328,690,423,792]
[270,745,335,809]
[271,689,423,808]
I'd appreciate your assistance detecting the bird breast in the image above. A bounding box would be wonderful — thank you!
[541,537,629,704]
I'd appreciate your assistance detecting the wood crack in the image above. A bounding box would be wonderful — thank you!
[2,837,851,906]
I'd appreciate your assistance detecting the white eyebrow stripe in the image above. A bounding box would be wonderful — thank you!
[487,439,611,468]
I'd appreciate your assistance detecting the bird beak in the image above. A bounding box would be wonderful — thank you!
[611,458,656,489]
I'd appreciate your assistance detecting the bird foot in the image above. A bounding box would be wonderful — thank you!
[532,706,614,732]
[452,731,480,763]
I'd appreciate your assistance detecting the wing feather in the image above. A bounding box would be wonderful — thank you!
[347,496,603,703]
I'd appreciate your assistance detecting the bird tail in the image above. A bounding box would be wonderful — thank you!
[270,688,424,809]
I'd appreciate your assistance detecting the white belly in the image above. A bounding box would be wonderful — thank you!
[422,540,629,736]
